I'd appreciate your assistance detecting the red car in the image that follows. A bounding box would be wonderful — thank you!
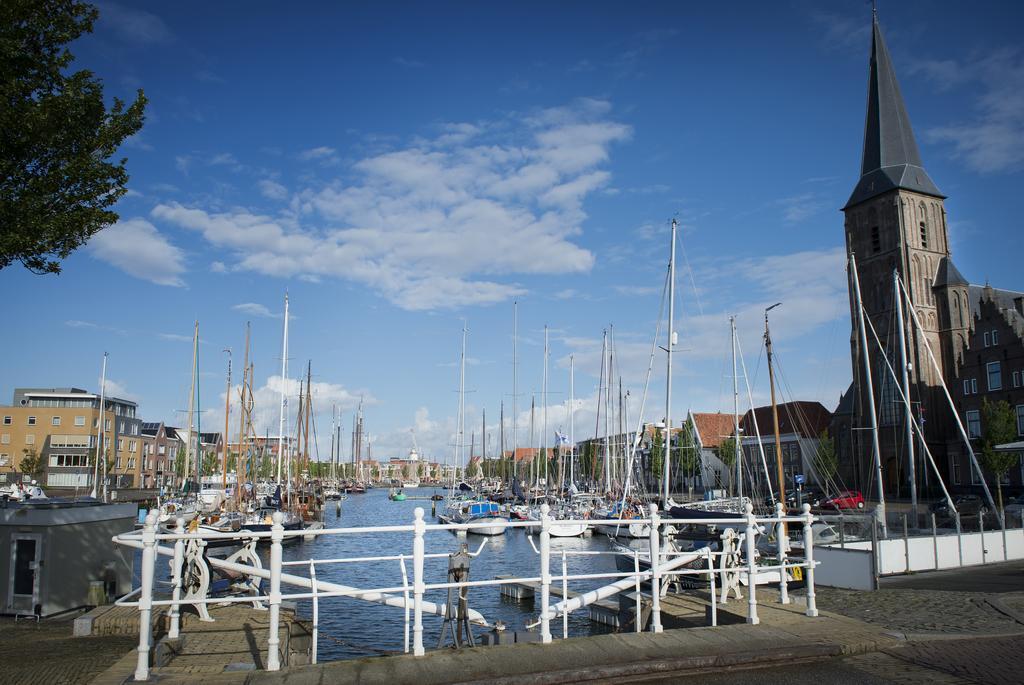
[824,490,865,510]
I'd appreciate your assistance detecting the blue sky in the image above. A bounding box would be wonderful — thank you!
[2,1,1022,463]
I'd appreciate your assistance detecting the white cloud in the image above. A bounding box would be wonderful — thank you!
[614,285,659,297]
[150,99,629,310]
[98,3,174,44]
[775,193,824,223]
[923,49,1024,172]
[258,179,288,200]
[101,378,139,403]
[89,218,186,287]
[299,146,338,161]
[232,302,278,318]
[66,320,98,329]
[159,333,193,342]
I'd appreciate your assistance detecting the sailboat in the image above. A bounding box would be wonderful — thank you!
[159,321,202,525]
[438,324,508,536]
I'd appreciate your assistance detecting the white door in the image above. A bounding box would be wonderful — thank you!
[8,534,42,615]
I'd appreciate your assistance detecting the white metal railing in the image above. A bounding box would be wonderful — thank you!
[114,501,819,681]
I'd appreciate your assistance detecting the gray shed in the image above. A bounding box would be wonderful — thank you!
[0,499,136,617]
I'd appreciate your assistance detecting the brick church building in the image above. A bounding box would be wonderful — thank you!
[831,14,1024,505]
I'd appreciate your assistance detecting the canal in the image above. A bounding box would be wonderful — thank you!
[275,487,628,661]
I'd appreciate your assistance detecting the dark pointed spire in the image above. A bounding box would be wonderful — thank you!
[845,15,943,208]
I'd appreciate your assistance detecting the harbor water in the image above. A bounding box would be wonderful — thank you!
[273,488,628,661]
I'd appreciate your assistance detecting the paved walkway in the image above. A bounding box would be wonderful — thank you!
[0,614,136,685]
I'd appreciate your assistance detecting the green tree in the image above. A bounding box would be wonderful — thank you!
[1,0,147,274]
[979,399,1018,515]
[649,429,664,493]
[677,421,699,484]
[716,437,738,495]
[812,430,839,485]
[19,448,44,478]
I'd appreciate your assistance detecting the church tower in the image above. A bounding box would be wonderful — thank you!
[843,14,955,486]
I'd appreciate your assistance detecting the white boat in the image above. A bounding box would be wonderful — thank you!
[440,498,508,536]
[158,497,200,524]
[1,481,47,501]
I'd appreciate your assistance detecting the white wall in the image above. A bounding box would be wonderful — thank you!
[814,528,1024,589]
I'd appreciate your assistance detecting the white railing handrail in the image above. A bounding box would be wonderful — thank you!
[117,502,820,680]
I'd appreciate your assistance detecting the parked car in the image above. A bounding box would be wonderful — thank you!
[1002,494,1023,521]
[930,494,982,519]
[787,487,825,508]
[823,490,865,510]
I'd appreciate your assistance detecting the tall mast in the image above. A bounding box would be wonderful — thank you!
[185,320,198,488]
[765,305,784,507]
[303,362,312,480]
[458,323,467,481]
[663,217,678,505]
[277,293,290,484]
[893,269,918,521]
[529,395,536,491]
[222,349,232,491]
[92,352,108,499]
[237,323,250,494]
[569,354,575,488]
[731,316,742,498]
[601,330,610,493]
[193,322,202,487]
[512,302,518,479]
[850,253,886,537]
[542,324,548,490]
[499,401,506,482]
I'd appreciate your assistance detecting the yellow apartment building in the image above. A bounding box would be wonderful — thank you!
[0,388,143,489]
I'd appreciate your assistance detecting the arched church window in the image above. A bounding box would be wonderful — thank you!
[871,225,880,253]
[920,221,928,249]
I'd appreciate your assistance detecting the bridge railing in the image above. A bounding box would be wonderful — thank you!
[113,501,818,681]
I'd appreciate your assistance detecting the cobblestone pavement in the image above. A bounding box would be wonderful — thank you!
[811,586,1024,635]
[881,634,1024,684]
[0,615,136,685]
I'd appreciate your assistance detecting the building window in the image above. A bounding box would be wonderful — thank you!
[1017,405,1024,437]
[1,434,9,445]
[27,416,36,426]
[127,458,136,469]
[963,379,971,395]
[984,332,990,347]
[25,434,35,445]
[1015,371,1021,388]
[919,221,928,249]
[158,445,166,455]
[2,416,10,425]
[992,330,999,345]
[987,361,1002,391]
[951,455,961,485]
[871,226,880,253]
[0,454,8,466]
[970,462,980,485]
[75,415,86,426]
[51,416,61,426]
[128,440,137,452]
[966,410,982,438]
[104,419,111,431]
[971,378,978,394]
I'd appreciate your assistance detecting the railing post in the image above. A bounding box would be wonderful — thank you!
[412,507,426,656]
[647,504,662,633]
[309,560,318,665]
[932,513,939,570]
[775,503,789,605]
[980,508,987,565]
[839,511,845,548]
[903,513,910,573]
[632,550,641,633]
[539,503,552,644]
[707,548,717,626]
[133,511,158,682]
[744,501,759,625]
[562,551,569,639]
[266,511,284,672]
[167,517,185,640]
[955,511,963,567]
[802,503,818,617]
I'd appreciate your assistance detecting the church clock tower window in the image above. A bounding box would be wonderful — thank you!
[919,221,928,249]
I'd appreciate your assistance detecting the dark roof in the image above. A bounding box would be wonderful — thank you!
[845,17,943,208]
[969,284,1024,329]
[165,426,182,441]
[834,384,855,416]
[739,401,832,440]
[933,257,968,288]
[140,422,162,436]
